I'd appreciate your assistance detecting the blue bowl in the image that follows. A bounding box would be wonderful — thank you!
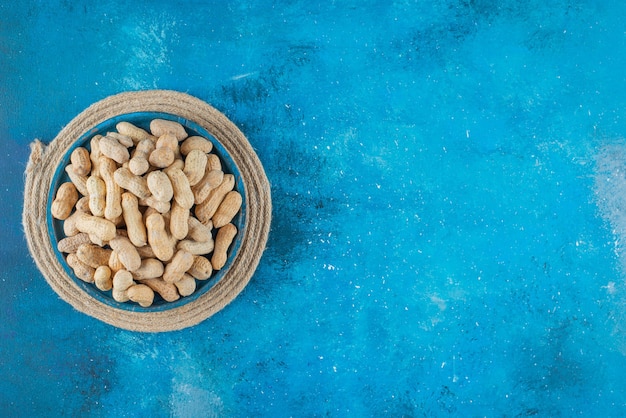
[47,112,246,312]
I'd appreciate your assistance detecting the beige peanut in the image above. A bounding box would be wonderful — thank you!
[64,164,89,196]
[121,192,147,247]
[156,133,179,151]
[187,255,213,280]
[212,223,237,270]
[146,170,174,202]
[146,213,174,262]
[67,253,95,283]
[64,166,90,198]
[70,147,91,176]
[127,284,155,307]
[183,149,208,186]
[132,258,164,280]
[89,135,102,176]
[206,153,222,171]
[138,278,180,302]
[116,121,154,144]
[142,207,160,223]
[108,250,125,275]
[177,238,214,256]
[149,133,179,168]
[114,166,151,199]
[112,269,134,302]
[139,195,171,214]
[94,265,113,291]
[62,210,83,237]
[170,201,189,241]
[212,191,242,228]
[99,135,130,164]
[180,136,213,156]
[75,196,91,213]
[150,119,187,141]
[195,174,235,223]
[106,132,133,147]
[57,232,91,253]
[86,176,106,217]
[76,243,113,268]
[129,138,155,175]
[163,249,194,283]
[148,146,175,168]
[51,182,79,220]
[192,169,224,205]
[174,273,196,297]
[109,235,141,272]
[112,269,134,289]
[74,212,117,244]
[99,156,123,221]
[166,167,194,209]
[187,217,212,242]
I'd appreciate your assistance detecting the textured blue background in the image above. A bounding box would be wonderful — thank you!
[3,0,626,416]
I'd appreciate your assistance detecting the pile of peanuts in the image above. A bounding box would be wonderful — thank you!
[51,119,242,307]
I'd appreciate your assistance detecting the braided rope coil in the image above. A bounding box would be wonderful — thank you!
[23,90,272,332]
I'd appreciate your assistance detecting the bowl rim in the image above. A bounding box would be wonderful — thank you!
[47,111,248,312]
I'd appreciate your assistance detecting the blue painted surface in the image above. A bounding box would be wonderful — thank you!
[2,0,626,416]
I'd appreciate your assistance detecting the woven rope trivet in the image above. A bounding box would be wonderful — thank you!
[22,90,271,332]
